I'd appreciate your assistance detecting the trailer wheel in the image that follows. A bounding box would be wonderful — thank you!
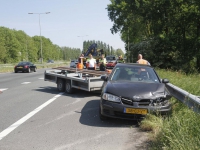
[65,81,74,94]
[57,79,65,92]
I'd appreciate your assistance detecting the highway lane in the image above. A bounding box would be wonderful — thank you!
[0,69,148,150]
[0,69,58,132]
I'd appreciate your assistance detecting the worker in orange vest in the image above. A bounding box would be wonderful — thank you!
[136,54,150,65]
[77,53,84,69]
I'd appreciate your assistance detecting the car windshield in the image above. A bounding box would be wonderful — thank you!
[110,66,160,83]
[106,56,116,61]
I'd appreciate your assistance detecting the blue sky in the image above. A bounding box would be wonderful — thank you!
[0,0,125,52]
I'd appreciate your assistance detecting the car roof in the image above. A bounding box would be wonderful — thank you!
[19,61,30,63]
[115,63,153,68]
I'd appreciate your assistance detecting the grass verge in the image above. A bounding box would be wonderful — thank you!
[0,61,69,73]
[140,69,200,150]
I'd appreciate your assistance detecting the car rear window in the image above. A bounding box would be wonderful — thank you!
[18,62,29,65]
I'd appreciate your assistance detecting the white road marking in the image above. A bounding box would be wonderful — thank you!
[39,78,44,80]
[0,92,64,141]
[21,82,31,84]
[0,88,8,92]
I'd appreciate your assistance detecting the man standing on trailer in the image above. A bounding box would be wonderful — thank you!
[99,54,107,71]
[86,54,96,70]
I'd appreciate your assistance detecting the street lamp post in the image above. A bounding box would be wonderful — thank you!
[77,35,88,53]
[28,12,50,63]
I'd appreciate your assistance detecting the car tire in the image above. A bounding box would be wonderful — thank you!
[15,70,18,73]
[57,79,65,92]
[65,81,74,94]
[99,107,108,120]
[27,68,31,73]
[34,67,37,72]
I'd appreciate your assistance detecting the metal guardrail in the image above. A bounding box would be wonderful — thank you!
[166,83,200,113]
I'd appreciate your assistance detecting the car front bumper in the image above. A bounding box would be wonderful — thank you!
[100,99,172,120]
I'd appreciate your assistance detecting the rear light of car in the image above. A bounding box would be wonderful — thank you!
[24,65,28,68]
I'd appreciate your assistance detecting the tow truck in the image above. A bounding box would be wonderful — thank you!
[82,43,103,67]
[44,67,109,94]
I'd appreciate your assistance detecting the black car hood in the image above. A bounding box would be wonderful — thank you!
[105,81,165,99]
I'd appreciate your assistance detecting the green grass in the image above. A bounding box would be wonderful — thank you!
[0,61,69,73]
[140,69,200,150]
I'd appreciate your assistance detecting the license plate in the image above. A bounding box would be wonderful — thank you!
[17,67,23,68]
[124,108,147,115]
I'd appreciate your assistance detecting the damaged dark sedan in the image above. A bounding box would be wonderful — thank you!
[99,63,172,120]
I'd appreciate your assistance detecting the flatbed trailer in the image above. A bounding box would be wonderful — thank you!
[44,67,108,93]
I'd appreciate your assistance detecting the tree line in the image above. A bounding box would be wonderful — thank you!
[0,27,124,63]
[0,27,65,63]
[83,40,124,58]
[107,0,200,73]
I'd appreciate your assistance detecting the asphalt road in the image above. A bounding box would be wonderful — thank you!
[0,68,148,150]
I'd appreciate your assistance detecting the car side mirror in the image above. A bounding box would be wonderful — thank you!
[101,75,108,81]
[162,78,169,83]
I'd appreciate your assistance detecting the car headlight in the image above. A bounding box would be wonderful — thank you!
[102,93,121,103]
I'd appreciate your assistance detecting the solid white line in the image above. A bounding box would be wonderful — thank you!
[0,92,64,141]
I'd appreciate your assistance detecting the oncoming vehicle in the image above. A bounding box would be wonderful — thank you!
[70,59,78,68]
[14,61,37,73]
[99,63,172,120]
[105,55,117,69]
[47,59,54,63]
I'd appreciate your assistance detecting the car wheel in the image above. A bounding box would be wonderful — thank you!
[99,107,108,120]
[65,81,74,94]
[34,67,37,72]
[15,70,18,73]
[27,68,31,73]
[57,79,65,92]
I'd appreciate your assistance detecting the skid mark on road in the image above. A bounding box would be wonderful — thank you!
[41,98,82,126]
[43,109,80,126]
[64,98,81,107]
[54,131,113,150]
[0,92,64,141]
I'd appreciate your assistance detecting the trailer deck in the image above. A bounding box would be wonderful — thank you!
[44,67,109,93]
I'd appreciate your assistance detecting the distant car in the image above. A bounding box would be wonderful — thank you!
[99,63,172,120]
[106,55,117,69]
[70,60,78,68]
[47,60,54,63]
[14,61,37,73]
[106,61,117,69]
